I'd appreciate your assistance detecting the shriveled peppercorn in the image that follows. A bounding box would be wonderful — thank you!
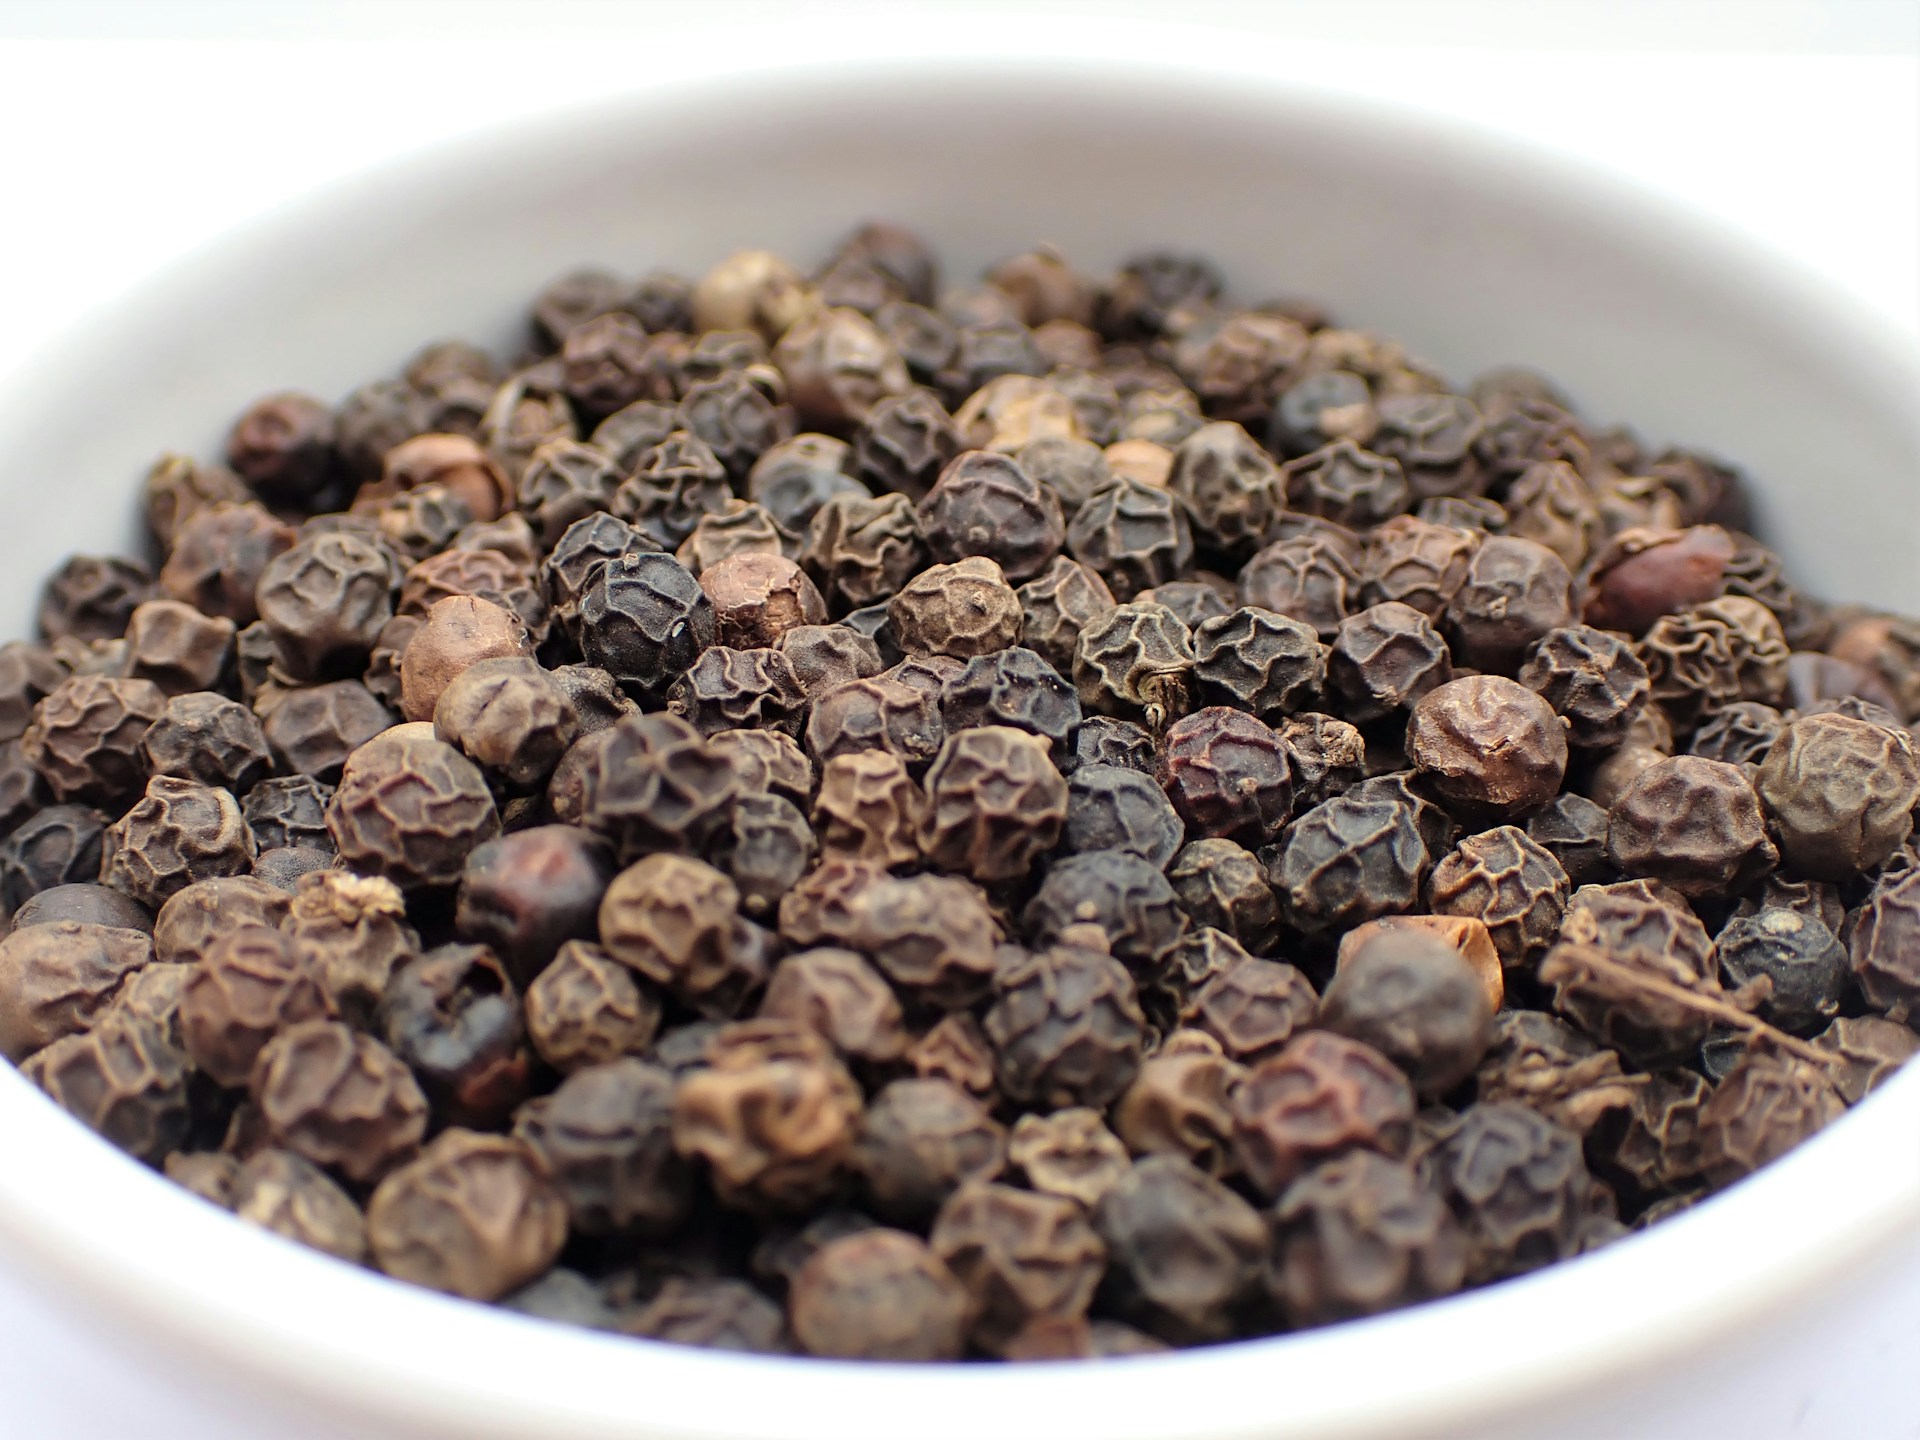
[1407,676,1568,822]
[1320,925,1493,1098]
[1269,1151,1467,1326]
[1848,867,1920,1019]
[1156,706,1293,845]
[179,925,329,1088]
[1062,764,1184,868]
[1429,1101,1594,1284]
[23,1007,190,1163]
[1270,790,1431,934]
[1605,755,1775,897]
[1231,1031,1415,1195]
[1093,1153,1265,1344]
[327,730,498,891]
[1755,712,1919,879]
[1066,477,1194,601]
[1428,826,1569,969]
[789,1228,971,1361]
[1074,601,1194,725]
[921,726,1067,883]
[1239,533,1361,640]
[1694,1046,1844,1186]
[367,1129,567,1301]
[985,939,1146,1109]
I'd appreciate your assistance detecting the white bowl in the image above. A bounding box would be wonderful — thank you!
[1,49,1918,1440]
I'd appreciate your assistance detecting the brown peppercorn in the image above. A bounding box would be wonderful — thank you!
[10,883,151,935]
[231,1148,367,1264]
[706,727,813,807]
[1231,1031,1415,1196]
[367,1129,567,1301]
[905,1012,997,1098]
[383,432,513,522]
[1166,839,1280,952]
[1541,881,1718,1067]
[251,1019,428,1182]
[22,1007,190,1162]
[102,775,255,909]
[759,947,908,1066]
[1269,1151,1468,1326]
[1504,459,1599,570]
[1694,1046,1845,1186]
[1112,1046,1245,1175]
[886,556,1023,660]
[811,751,925,868]
[853,1078,1007,1222]
[1319,926,1494,1098]
[803,491,926,610]
[142,692,272,793]
[257,682,391,785]
[789,1228,971,1361]
[1472,1010,1639,1135]
[524,940,661,1073]
[1092,1153,1265,1345]
[1103,438,1175,488]
[513,1057,691,1236]
[1755,713,1919,878]
[1429,1102,1594,1284]
[432,656,578,789]
[672,1019,864,1211]
[179,926,329,1088]
[1363,515,1477,622]
[254,530,398,682]
[843,872,998,1008]
[145,876,287,968]
[158,502,297,629]
[1640,595,1790,723]
[1180,955,1317,1064]
[1407,676,1569,822]
[0,641,66,746]
[1812,1015,1920,1104]
[370,484,475,563]
[1428,825,1570,969]
[326,729,498,891]
[1073,601,1195,724]
[921,726,1066,882]
[398,546,548,641]
[699,552,828,651]
[599,854,758,1014]
[118,600,233,697]
[1606,755,1776,897]
[398,595,532,724]
[1845,867,1920,1020]
[1582,525,1735,634]
[1239,533,1362,640]
[1006,1108,1130,1209]
[35,554,150,646]
[930,1182,1106,1355]
[570,711,740,862]
[1444,535,1575,673]
[142,453,252,548]
[675,499,796,579]
[226,391,339,509]
[1515,624,1651,750]
[274,867,412,1029]
[23,673,166,807]
[850,386,967,500]
[775,624,882,700]
[453,826,611,984]
[985,940,1146,1109]
[0,920,152,1061]
[1591,1068,1708,1198]
[1158,706,1293,845]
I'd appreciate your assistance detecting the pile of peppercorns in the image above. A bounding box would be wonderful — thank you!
[1,224,1917,1363]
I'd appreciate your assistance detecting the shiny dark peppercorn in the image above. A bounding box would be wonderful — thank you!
[1715,908,1845,1035]
[576,551,715,703]
[1157,706,1293,845]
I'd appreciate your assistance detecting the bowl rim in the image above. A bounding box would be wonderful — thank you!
[2,38,1919,1440]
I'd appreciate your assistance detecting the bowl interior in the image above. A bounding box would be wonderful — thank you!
[0,52,1917,1440]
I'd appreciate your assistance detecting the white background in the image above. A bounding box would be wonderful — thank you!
[0,2,1915,1436]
